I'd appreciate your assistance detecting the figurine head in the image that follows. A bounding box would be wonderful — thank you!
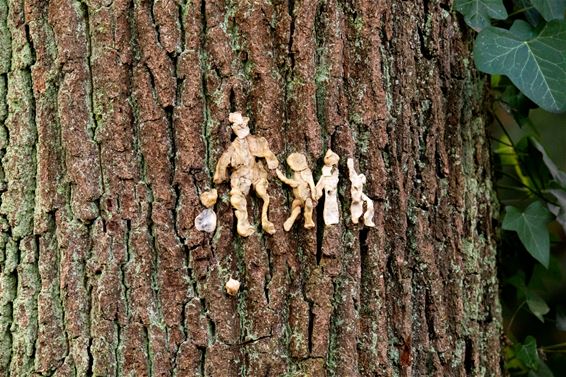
[323,149,339,166]
[287,153,308,171]
[229,112,250,139]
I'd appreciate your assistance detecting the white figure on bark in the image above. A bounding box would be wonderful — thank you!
[347,158,375,227]
[194,189,218,233]
[315,149,340,225]
[276,153,317,231]
[213,112,279,237]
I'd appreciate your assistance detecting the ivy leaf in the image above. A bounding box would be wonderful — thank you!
[508,337,555,376]
[507,271,550,322]
[548,190,566,233]
[503,201,553,267]
[454,0,508,31]
[474,20,566,113]
[507,271,528,297]
[510,19,537,40]
[516,336,539,370]
[530,0,566,22]
[513,0,544,27]
[526,290,550,322]
[528,360,555,377]
[531,139,566,187]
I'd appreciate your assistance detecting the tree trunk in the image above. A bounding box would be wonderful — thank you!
[0,0,501,375]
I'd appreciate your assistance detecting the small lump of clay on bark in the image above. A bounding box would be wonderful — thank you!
[200,189,218,208]
[225,278,241,296]
[315,149,340,225]
[194,208,217,233]
[347,158,375,227]
[276,153,317,231]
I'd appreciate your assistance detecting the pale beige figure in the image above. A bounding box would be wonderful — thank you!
[347,158,375,227]
[276,153,317,231]
[315,149,340,225]
[194,189,218,233]
[225,278,241,296]
[213,112,279,237]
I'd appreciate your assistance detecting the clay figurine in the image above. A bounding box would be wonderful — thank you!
[194,189,218,233]
[213,112,279,237]
[315,149,340,225]
[347,158,375,227]
[276,153,317,231]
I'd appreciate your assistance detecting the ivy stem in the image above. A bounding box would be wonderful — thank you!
[497,170,548,202]
[508,6,534,17]
[507,301,526,333]
[489,136,514,147]
[493,111,516,149]
[495,184,530,192]
[541,341,566,350]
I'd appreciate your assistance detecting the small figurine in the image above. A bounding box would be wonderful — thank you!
[194,189,218,233]
[213,112,279,237]
[225,278,241,296]
[276,153,317,231]
[315,149,340,225]
[347,158,375,227]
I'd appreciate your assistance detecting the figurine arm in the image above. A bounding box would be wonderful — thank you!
[306,173,317,200]
[347,158,357,178]
[250,136,279,169]
[276,169,298,188]
[213,146,233,184]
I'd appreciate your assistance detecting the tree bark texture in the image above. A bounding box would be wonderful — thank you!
[0,0,501,376]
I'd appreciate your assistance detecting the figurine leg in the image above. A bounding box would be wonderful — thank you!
[283,199,302,232]
[303,198,315,229]
[254,178,276,234]
[230,188,254,237]
[362,193,375,227]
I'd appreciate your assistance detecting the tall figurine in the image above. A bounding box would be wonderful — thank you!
[347,158,375,227]
[315,149,340,225]
[276,153,317,231]
[213,112,279,237]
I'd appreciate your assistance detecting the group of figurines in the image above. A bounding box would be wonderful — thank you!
[194,112,375,238]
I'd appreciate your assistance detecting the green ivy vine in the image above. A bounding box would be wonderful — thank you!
[455,1,566,375]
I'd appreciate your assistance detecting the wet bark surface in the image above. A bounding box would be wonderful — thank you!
[0,0,501,376]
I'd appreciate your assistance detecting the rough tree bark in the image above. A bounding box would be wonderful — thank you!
[0,0,501,376]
